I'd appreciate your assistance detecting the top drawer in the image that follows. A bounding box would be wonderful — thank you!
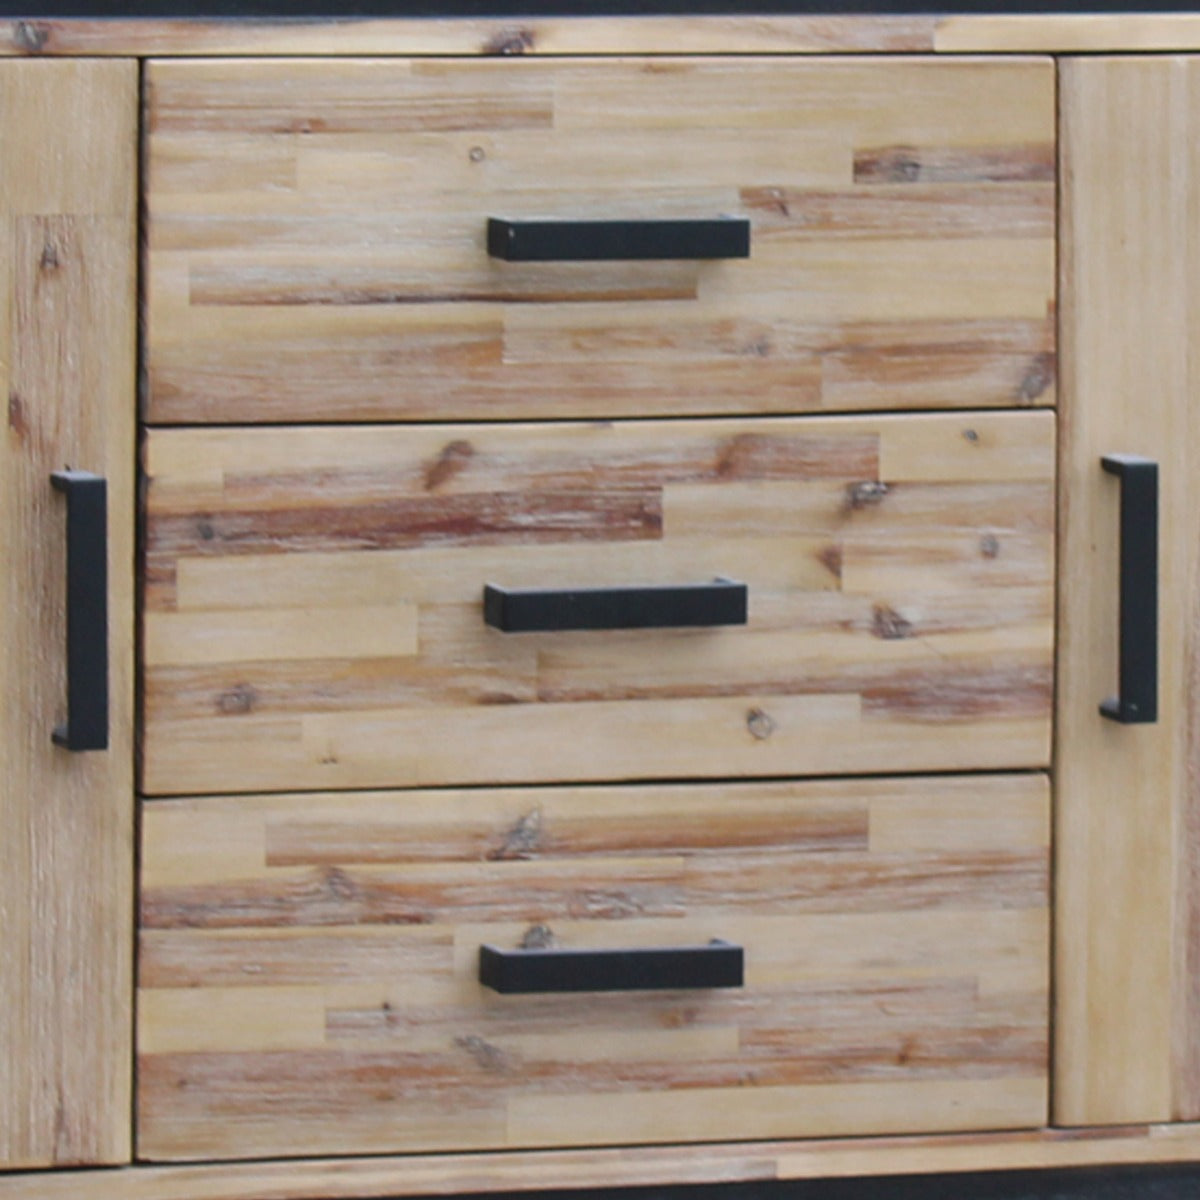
[144,57,1055,425]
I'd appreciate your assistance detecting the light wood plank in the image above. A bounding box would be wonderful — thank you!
[0,59,137,1169]
[17,1125,1200,1200]
[1056,56,1200,1127]
[937,15,1200,53]
[3,14,1200,59]
[0,17,937,58]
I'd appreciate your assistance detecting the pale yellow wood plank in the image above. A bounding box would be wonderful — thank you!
[1056,56,1200,1126]
[0,59,136,1169]
[506,1078,1047,1147]
[140,987,329,1055]
[145,604,419,666]
[0,17,937,58]
[23,1127,1200,1200]
[937,14,1200,53]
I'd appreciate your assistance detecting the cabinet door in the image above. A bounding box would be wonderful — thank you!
[0,61,137,1167]
[1058,57,1200,1125]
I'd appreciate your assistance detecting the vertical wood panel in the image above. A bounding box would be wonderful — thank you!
[0,59,137,1167]
[1057,56,1200,1125]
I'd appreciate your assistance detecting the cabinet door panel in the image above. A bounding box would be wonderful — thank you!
[0,60,137,1167]
[1057,56,1200,1125]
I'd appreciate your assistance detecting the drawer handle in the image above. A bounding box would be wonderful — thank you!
[479,939,744,994]
[483,579,748,633]
[1100,454,1157,724]
[50,470,108,751]
[487,217,751,262]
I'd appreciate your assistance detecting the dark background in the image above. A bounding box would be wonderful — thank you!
[469,1170,1200,1200]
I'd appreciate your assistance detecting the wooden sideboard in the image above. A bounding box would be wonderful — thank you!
[3,14,1200,1198]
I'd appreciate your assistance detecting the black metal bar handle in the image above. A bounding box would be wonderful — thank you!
[50,470,108,751]
[479,939,744,994]
[487,217,751,262]
[1100,454,1157,724]
[483,579,747,633]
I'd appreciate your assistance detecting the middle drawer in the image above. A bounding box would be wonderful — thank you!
[142,410,1053,796]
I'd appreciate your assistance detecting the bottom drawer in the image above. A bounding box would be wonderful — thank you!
[137,775,1049,1161]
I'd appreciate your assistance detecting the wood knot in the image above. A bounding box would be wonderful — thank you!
[817,543,843,582]
[7,390,28,438]
[847,481,889,509]
[488,808,543,861]
[856,146,922,183]
[872,605,914,640]
[455,1035,510,1073]
[323,866,358,901]
[1018,351,1055,404]
[484,26,535,55]
[746,707,776,740]
[520,923,557,950]
[216,684,257,715]
[13,20,50,53]
[424,439,473,491]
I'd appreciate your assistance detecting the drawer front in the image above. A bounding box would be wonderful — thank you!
[142,412,1053,796]
[137,775,1050,1161]
[144,56,1055,424]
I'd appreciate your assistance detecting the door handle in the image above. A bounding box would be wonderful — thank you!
[50,470,108,751]
[1099,454,1157,724]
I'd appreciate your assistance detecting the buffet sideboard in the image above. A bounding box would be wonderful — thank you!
[4,13,1200,1197]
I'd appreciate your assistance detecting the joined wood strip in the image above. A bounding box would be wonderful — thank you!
[0,17,938,58]
[11,1126,1200,1199]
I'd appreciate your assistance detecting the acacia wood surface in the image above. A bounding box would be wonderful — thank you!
[11,1124,1200,1200]
[142,412,1054,795]
[3,16,1200,57]
[137,773,1050,1161]
[0,59,137,1168]
[1056,57,1200,1127]
[143,56,1055,424]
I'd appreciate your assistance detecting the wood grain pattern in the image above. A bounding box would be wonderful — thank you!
[1056,56,1200,1127]
[937,15,1200,53]
[16,1123,1200,1200]
[0,59,137,1169]
[5,16,1200,58]
[143,57,1055,424]
[142,412,1054,795]
[137,774,1049,1161]
[1,17,940,59]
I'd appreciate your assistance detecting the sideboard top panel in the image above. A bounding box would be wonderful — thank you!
[3,10,1200,54]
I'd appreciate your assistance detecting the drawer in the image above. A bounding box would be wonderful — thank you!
[143,56,1055,424]
[137,774,1050,1161]
[142,411,1054,796]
